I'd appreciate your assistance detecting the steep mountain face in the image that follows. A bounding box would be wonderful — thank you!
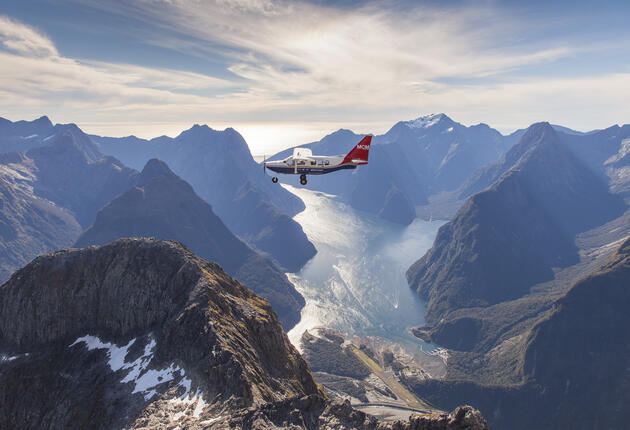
[0,239,316,428]
[408,123,626,324]
[382,114,510,194]
[26,131,138,228]
[522,237,630,429]
[409,238,630,430]
[459,123,630,201]
[0,130,137,282]
[93,125,315,272]
[0,238,487,429]
[0,116,101,162]
[0,152,82,281]
[75,159,305,330]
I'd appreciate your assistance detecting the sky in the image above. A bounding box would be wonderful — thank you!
[0,0,629,155]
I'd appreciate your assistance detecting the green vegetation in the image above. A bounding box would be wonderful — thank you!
[301,331,371,379]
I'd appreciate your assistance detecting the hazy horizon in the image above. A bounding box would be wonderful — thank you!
[1,0,629,154]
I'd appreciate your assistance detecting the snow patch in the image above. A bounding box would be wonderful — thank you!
[200,416,224,425]
[43,134,55,142]
[70,335,136,372]
[0,354,19,362]
[168,388,208,420]
[70,335,196,401]
[405,114,444,129]
[22,134,38,139]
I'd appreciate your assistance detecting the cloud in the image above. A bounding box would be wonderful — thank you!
[0,15,58,57]
[0,4,628,151]
[80,0,580,110]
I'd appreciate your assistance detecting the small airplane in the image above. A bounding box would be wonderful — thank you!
[264,135,372,185]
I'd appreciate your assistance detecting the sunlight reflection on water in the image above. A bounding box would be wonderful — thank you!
[284,185,445,352]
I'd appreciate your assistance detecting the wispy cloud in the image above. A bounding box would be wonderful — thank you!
[0,2,628,151]
[0,15,58,57]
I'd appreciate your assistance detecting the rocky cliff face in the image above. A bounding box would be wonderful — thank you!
[0,238,487,429]
[521,237,630,429]
[93,125,315,272]
[75,159,305,330]
[0,239,316,428]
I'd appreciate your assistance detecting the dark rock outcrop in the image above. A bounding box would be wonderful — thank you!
[229,396,487,430]
[0,238,487,429]
[75,159,305,329]
[93,125,315,271]
[0,239,316,428]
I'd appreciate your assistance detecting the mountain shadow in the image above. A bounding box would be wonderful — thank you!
[75,159,305,330]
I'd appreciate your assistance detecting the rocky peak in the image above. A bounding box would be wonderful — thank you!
[0,238,487,429]
[404,113,454,130]
[0,239,317,425]
[138,158,178,185]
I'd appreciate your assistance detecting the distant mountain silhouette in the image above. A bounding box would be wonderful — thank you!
[0,152,82,281]
[0,129,137,282]
[269,114,513,225]
[93,125,315,272]
[0,116,101,162]
[75,159,305,329]
[382,114,510,193]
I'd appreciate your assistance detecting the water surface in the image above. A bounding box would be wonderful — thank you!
[284,185,444,352]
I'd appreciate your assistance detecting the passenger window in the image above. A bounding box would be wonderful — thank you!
[325,160,330,165]
[311,161,316,165]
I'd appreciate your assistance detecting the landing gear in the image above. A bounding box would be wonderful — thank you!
[300,174,307,185]
[271,176,278,183]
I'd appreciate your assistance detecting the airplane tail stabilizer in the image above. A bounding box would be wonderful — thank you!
[342,135,372,165]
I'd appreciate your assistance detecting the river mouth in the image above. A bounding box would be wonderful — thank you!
[284,185,444,356]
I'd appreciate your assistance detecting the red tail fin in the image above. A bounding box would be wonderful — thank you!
[342,135,372,165]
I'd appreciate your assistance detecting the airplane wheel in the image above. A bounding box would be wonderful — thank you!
[300,175,307,185]
[272,176,278,183]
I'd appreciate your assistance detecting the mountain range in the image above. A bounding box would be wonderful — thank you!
[0,126,137,281]
[0,238,487,429]
[405,121,630,429]
[75,159,305,329]
[2,112,629,429]
[269,114,516,225]
[92,125,316,272]
[0,117,307,329]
